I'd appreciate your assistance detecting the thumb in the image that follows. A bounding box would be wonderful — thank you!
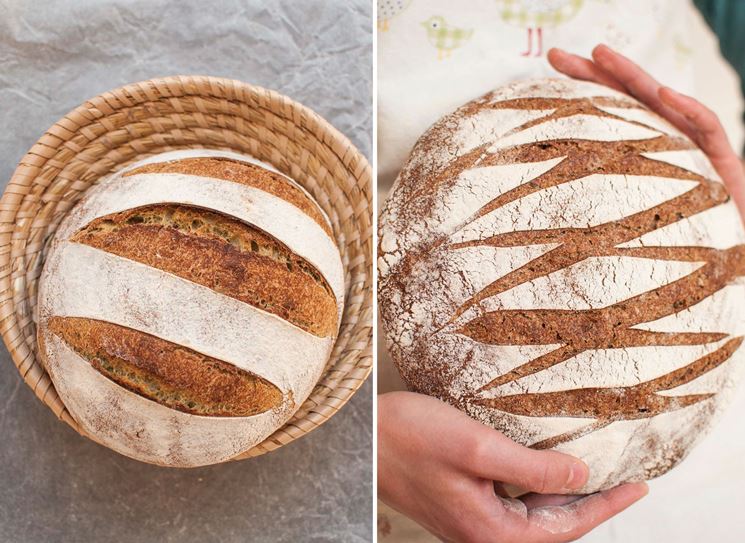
[465,430,590,494]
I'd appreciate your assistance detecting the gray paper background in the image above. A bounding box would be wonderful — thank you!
[0,1,372,541]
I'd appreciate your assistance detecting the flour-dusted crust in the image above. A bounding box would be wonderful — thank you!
[54,166,344,306]
[37,149,344,467]
[378,78,745,492]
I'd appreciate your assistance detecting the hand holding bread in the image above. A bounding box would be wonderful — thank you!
[378,392,648,543]
[548,44,745,219]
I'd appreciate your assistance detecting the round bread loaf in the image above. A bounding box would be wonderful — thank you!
[37,149,344,467]
[378,78,745,492]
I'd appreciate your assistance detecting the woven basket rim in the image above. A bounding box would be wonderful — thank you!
[0,74,372,463]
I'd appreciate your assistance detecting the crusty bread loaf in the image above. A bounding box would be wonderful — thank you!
[37,149,344,467]
[378,78,745,492]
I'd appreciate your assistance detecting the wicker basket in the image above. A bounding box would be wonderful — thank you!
[0,75,372,460]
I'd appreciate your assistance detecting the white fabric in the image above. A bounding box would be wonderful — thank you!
[377,0,738,187]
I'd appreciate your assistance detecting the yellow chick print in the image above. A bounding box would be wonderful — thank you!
[421,16,474,61]
[496,0,584,56]
[378,0,412,32]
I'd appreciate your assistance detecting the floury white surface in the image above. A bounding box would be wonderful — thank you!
[37,149,343,467]
[379,78,745,493]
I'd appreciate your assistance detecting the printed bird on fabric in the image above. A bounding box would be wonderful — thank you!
[378,0,412,32]
[496,0,585,57]
[421,16,474,60]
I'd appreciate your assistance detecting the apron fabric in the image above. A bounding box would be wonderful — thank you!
[378,0,702,188]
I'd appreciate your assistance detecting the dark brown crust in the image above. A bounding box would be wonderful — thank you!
[48,317,284,417]
[124,157,333,237]
[71,204,338,337]
[460,244,745,389]
[475,337,742,445]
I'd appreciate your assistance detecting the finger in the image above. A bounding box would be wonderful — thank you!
[522,493,585,509]
[497,483,591,506]
[591,44,692,135]
[497,496,529,518]
[591,44,663,105]
[658,86,745,217]
[472,482,641,543]
[525,482,649,541]
[547,48,625,92]
[658,87,739,163]
[461,427,589,494]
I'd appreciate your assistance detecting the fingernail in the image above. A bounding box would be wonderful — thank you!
[565,461,588,490]
[594,43,610,55]
[634,481,650,497]
[593,44,612,63]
